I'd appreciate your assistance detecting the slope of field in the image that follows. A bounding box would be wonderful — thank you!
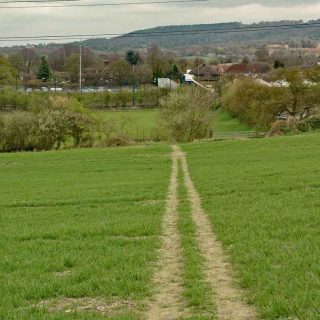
[181,134,320,319]
[0,145,171,319]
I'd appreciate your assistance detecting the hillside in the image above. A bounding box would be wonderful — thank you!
[2,20,320,54]
[83,20,320,51]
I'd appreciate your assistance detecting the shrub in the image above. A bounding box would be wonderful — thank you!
[1,112,38,152]
[37,96,95,149]
[305,116,320,130]
[68,112,95,147]
[37,108,70,149]
[267,118,300,137]
[222,79,285,131]
[104,136,131,147]
[0,88,30,110]
[159,87,213,142]
[0,114,5,149]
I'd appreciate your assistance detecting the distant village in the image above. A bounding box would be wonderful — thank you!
[2,40,320,92]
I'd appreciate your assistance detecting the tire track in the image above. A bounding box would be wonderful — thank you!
[178,145,257,320]
[146,146,186,320]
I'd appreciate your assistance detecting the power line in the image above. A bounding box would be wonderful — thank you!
[0,0,78,3]
[0,0,207,8]
[1,21,320,42]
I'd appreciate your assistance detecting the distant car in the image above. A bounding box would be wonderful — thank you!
[50,87,63,92]
[40,87,49,92]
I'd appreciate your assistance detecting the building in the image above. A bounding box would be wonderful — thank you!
[189,64,221,82]
[221,63,271,76]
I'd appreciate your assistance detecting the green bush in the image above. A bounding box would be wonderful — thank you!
[0,96,95,152]
[37,96,94,149]
[222,79,285,131]
[68,111,95,147]
[0,114,5,149]
[159,87,213,142]
[1,112,38,152]
[305,116,320,130]
[0,88,30,110]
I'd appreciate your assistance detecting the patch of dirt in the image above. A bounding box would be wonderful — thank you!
[37,297,135,316]
[145,146,188,320]
[178,145,257,320]
[54,271,72,277]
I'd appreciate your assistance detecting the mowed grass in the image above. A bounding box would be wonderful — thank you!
[0,145,171,319]
[181,134,320,319]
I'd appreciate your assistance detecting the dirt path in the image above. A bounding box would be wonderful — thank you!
[178,145,257,320]
[145,146,186,320]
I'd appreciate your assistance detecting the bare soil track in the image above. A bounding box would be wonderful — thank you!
[146,145,257,320]
[146,148,187,320]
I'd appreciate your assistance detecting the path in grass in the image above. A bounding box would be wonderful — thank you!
[147,145,256,319]
[146,147,186,320]
[178,145,256,320]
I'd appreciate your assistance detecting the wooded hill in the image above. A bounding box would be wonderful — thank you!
[83,20,320,51]
[1,20,320,54]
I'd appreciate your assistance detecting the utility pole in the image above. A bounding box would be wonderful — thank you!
[79,42,82,94]
[132,64,135,107]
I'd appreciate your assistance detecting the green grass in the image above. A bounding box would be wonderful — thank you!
[211,109,252,134]
[2,127,319,319]
[93,109,250,142]
[181,133,320,319]
[93,110,159,141]
[0,145,171,319]
[212,109,251,132]
[177,163,216,320]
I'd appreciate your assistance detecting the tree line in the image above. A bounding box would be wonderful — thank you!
[221,67,320,135]
[0,45,195,89]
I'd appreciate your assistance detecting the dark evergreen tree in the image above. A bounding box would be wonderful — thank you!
[125,50,142,66]
[37,55,51,81]
[166,63,181,81]
[125,50,142,107]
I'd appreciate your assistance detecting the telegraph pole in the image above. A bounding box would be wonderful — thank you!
[132,64,135,107]
[79,42,82,94]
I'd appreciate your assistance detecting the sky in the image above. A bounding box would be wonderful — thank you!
[1,0,320,46]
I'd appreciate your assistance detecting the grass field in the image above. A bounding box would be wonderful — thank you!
[211,110,251,133]
[182,134,320,319]
[2,133,319,319]
[93,109,250,141]
[0,145,171,319]
[94,110,159,141]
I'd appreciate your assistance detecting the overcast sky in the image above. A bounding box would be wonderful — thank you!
[1,0,320,46]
